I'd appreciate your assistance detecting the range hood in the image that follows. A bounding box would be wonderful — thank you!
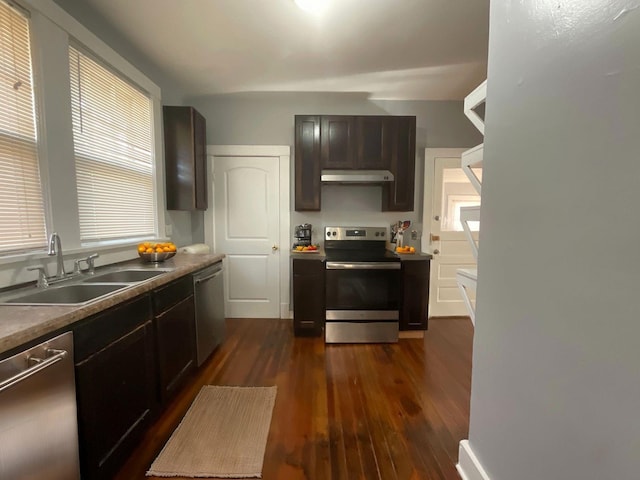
[321,169,394,184]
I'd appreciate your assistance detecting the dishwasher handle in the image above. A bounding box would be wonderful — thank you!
[0,348,67,394]
[194,267,223,284]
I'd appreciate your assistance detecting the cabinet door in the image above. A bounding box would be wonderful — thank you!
[356,116,393,169]
[320,115,356,169]
[400,260,430,330]
[293,258,325,336]
[75,322,156,480]
[383,116,416,211]
[295,115,321,211]
[193,108,208,210]
[155,295,196,402]
[164,106,207,211]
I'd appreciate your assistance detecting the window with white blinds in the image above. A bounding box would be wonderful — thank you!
[0,1,47,254]
[69,45,156,243]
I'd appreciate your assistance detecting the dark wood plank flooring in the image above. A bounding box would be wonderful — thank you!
[115,317,473,480]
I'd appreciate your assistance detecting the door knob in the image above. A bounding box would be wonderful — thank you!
[434,215,440,221]
[272,245,279,251]
[433,249,440,255]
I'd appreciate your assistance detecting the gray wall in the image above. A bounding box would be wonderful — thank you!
[468,1,640,479]
[186,92,483,245]
[48,2,483,248]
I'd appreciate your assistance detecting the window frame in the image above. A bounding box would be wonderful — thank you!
[0,0,165,269]
[0,0,48,255]
[68,41,159,245]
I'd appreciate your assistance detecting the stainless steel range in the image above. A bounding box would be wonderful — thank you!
[324,226,401,343]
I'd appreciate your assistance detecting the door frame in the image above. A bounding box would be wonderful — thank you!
[423,148,471,317]
[422,148,467,253]
[204,145,291,319]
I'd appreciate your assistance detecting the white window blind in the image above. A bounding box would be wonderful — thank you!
[0,1,47,254]
[69,45,156,243]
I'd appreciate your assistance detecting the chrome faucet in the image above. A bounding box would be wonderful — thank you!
[48,232,67,279]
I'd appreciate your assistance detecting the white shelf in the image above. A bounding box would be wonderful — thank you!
[459,79,486,326]
[461,143,483,195]
[463,80,487,135]
[456,268,477,325]
[460,206,480,260]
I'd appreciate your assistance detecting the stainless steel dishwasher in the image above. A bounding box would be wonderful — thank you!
[193,261,225,366]
[0,331,80,479]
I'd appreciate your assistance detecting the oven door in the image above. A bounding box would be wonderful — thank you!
[325,261,401,314]
[325,262,401,343]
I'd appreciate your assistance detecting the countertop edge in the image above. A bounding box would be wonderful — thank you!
[0,253,224,356]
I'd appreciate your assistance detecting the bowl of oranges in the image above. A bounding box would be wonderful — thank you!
[137,241,177,263]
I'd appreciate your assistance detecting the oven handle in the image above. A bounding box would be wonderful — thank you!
[326,262,401,270]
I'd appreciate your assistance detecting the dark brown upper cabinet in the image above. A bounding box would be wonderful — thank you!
[295,115,322,211]
[320,115,356,169]
[295,114,416,212]
[382,116,416,212]
[163,106,207,210]
[356,116,393,169]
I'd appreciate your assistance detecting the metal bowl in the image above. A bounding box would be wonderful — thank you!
[138,251,176,263]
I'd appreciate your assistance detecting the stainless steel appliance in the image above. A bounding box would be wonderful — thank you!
[193,261,225,366]
[294,223,313,247]
[320,169,394,183]
[324,226,401,343]
[0,331,80,479]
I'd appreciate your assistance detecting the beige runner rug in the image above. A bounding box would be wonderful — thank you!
[147,386,277,478]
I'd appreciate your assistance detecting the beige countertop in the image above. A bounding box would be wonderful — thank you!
[290,247,326,260]
[393,251,433,260]
[0,253,224,356]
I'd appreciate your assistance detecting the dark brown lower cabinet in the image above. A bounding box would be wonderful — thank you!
[293,258,325,336]
[400,259,430,330]
[155,296,196,402]
[74,296,156,480]
[153,276,196,403]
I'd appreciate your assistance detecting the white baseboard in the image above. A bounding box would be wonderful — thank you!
[457,440,491,480]
[281,304,293,319]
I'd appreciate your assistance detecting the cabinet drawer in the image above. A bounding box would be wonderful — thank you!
[75,321,155,480]
[292,258,325,336]
[155,295,196,402]
[73,294,152,363]
[152,275,193,313]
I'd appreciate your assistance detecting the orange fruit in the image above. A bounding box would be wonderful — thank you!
[137,245,146,253]
[145,248,154,254]
[409,246,416,253]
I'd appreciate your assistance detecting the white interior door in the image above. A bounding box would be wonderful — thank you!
[213,156,280,318]
[426,153,481,317]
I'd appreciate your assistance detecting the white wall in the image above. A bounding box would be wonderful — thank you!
[467,1,640,479]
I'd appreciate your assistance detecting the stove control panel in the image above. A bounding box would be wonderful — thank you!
[324,226,387,241]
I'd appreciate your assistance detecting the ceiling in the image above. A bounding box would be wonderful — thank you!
[78,0,490,100]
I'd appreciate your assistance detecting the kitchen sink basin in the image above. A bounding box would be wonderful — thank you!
[1,283,130,305]
[82,269,169,283]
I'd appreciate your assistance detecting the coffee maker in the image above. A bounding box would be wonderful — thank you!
[294,223,312,247]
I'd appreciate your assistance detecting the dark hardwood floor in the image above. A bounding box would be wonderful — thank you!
[115,317,473,480]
